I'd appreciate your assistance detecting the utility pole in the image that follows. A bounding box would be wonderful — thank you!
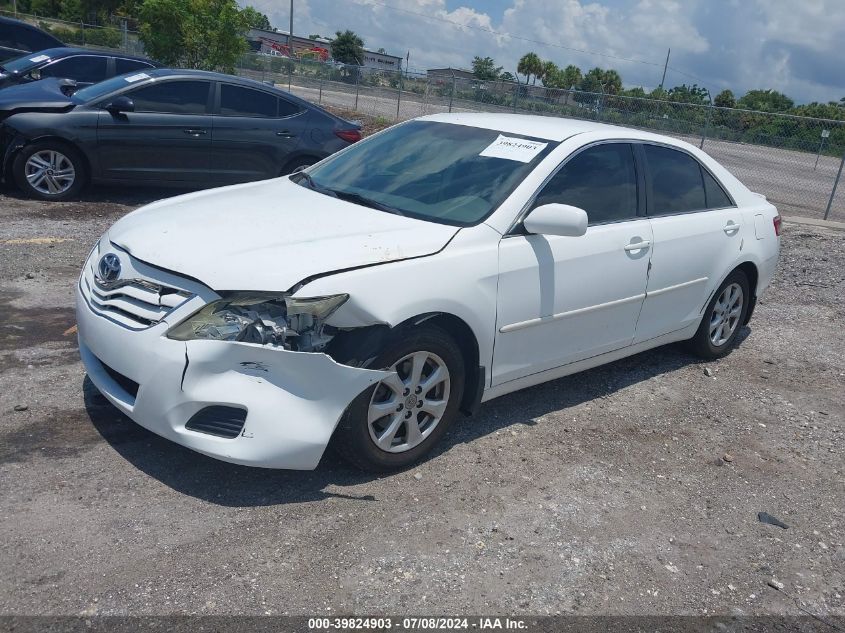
[659,48,670,89]
[289,0,293,46]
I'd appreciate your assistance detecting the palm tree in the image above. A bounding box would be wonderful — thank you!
[561,65,582,90]
[541,60,559,86]
[517,52,542,85]
[601,69,622,95]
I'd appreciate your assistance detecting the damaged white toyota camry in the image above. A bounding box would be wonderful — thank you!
[77,113,780,471]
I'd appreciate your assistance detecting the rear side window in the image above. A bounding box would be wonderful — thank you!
[278,96,303,117]
[115,58,154,74]
[129,80,210,114]
[644,145,706,215]
[219,84,277,117]
[702,169,733,209]
[534,143,638,224]
[40,55,108,83]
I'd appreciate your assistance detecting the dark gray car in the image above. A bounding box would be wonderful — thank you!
[0,47,159,90]
[0,68,362,200]
[0,16,63,62]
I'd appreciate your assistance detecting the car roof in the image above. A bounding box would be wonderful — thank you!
[0,16,64,41]
[419,111,698,149]
[139,67,317,106]
[25,46,154,63]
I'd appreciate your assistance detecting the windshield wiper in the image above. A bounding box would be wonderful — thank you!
[294,171,337,198]
[328,189,405,216]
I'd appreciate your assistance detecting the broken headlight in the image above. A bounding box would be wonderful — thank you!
[166,292,348,352]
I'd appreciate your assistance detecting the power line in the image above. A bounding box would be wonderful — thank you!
[359,0,710,87]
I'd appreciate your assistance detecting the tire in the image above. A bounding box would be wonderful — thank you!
[688,269,750,360]
[280,157,316,176]
[332,325,465,472]
[13,140,87,201]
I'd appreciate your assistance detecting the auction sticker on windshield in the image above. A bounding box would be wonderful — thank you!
[124,72,151,83]
[29,55,50,63]
[479,134,548,163]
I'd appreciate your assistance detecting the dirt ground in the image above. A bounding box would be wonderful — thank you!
[0,171,843,618]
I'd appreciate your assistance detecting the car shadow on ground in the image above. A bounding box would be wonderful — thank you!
[84,327,750,507]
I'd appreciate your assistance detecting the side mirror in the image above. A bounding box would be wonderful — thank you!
[105,96,135,114]
[523,203,588,237]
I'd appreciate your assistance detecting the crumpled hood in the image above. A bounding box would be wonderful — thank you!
[107,178,460,291]
[0,78,74,111]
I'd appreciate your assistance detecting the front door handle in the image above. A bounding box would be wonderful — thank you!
[624,240,651,252]
[723,221,740,234]
[276,130,297,138]
[183,128,207,136]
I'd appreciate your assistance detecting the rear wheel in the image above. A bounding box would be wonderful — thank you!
[689,269,750,359]
[13,141,86,201]
[333,325,465,472]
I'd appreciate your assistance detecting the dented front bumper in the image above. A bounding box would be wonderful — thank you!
[76,282,389,469]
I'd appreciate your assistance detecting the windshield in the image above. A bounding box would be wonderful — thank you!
[1,50,53,73]
[302,120,557,226]
[71,73,146,104]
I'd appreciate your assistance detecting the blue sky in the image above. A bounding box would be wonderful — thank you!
[244,0,844,104]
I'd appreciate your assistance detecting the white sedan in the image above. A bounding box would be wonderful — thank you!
[76,113,781,471]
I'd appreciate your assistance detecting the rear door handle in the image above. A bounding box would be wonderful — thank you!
[276,130,296,138]
[183,129,207,136]
[723,221,740,234]
[624,240,651,252]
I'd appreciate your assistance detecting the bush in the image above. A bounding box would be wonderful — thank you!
[38,22,121,48]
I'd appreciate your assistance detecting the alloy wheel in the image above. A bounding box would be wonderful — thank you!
[24,150,75,196]
[367,351,451,453]
[709,282,743,346]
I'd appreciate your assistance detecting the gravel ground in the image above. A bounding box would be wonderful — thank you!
[0,177,843,618]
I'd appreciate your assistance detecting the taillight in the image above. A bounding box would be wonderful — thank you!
[334,128,362,143]
[773,215,782,236]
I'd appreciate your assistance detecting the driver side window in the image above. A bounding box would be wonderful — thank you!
[534,143,639,225]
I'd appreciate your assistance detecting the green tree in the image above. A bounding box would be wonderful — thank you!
[736,89,794,112]
[667,83,709,104]
[601,68,622,95]
[560,65,582,89]
[58,0,84,21]
[138,0,249,72]
[499,70,516,83]
[30,0,61,16]
[540,60,558,85]
[471,55,502,81]
[517,52,542,85]
[240,5,270,30]
[330,29,365,65]
[621,86,647,98]
[714,89,736,108]
[578,67,605,93]
[649,86,668,100]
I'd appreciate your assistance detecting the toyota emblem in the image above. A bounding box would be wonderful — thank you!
[97,253,121,282]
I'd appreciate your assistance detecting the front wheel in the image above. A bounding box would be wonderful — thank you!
[688,269,750,359]
[332,325,465,472]
[13,141,87,201]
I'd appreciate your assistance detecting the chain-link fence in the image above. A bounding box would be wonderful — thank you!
[235,54,845,221]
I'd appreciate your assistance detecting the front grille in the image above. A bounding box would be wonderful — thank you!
[81,257,193,329]
[100,359,140,398]
[185,406,247,439]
